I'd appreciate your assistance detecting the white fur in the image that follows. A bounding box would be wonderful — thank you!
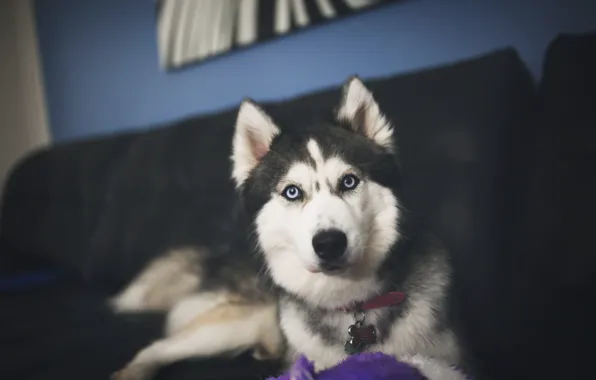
[279,253,460,372]
[112,77,455,380]
[110,248,201,312]
[164,292,229,335]
[110,282,150,313]
[231,100,280,187]
[111,248,284,380]
[336,77,395,151]
[378,259,461,366]
[256,138,399,309]
[280,302,349,370]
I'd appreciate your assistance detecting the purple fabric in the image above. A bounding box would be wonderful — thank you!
[269,352,428,380]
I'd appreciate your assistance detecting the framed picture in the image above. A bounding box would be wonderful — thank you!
[156,0,401,70]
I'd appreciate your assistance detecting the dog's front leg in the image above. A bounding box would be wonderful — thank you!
[112,300,282,380]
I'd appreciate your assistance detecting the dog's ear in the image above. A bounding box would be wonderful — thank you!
[336,76,394,151]
[231,99,280,187]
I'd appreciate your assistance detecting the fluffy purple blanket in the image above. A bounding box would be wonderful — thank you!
[269,352,468,380]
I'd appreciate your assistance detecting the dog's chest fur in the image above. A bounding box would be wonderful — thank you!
[277,246,461,371]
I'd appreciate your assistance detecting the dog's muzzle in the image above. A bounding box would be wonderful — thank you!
[312,229,347,265]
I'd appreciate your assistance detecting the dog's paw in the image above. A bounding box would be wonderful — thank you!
[251,343,283,361]
[110,365,155,380]
[252,347,273,361]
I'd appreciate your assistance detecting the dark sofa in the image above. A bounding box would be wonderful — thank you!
[1,31,595,380]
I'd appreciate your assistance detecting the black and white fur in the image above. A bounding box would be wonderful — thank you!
[111,77,465,380]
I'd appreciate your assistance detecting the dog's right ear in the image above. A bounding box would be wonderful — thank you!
[336,76,394,151]
[231,99,280,188]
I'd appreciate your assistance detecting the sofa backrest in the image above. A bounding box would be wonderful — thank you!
[0,132,139,274]
[0,46,541,380]
[0,48,536,290]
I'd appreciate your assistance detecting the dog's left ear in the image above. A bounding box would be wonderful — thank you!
[231,99,280,188]
[336,76,394,151]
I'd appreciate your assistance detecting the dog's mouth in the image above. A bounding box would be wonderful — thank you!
[307,261,348,275]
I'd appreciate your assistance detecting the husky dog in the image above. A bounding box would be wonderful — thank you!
[111,77,464,380]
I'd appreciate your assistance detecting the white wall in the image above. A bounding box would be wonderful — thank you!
[0,0,51,202]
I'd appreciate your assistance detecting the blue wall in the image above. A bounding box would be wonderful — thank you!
[35,0,596,142]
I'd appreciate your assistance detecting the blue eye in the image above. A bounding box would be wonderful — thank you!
[339,174,360,191]
[282,185,302,201]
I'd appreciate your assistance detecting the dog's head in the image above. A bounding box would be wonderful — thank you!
[232,77,402,308]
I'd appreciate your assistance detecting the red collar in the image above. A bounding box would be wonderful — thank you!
[337,291,406,312]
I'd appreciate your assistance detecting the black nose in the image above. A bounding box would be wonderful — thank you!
[312,229,348,261]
